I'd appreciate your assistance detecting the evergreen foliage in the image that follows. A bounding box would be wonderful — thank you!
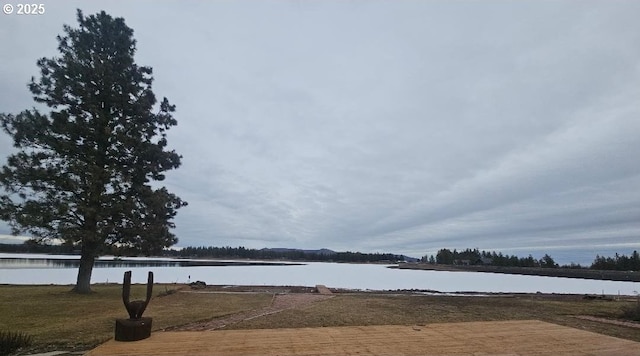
[0,10,186,293]
[591,251,640,271]
[425,248,640,271]
[431,248,548,268]
[539,254,558,268]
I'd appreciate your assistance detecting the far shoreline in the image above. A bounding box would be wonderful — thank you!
[392,262,640,282]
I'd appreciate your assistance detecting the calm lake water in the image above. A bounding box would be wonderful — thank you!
[1,253,639,295]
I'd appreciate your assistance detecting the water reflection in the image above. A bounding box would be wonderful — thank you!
[0,258,182,269]
[0,257,299,269]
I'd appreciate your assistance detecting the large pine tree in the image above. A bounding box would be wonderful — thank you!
[0,10,187,293]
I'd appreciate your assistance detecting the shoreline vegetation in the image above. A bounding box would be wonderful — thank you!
[392,263,640,283]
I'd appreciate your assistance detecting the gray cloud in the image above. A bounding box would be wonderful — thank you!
[1,1,640,263]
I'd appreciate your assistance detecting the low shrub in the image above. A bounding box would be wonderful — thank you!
[621,301,640,322]
[157,286,179,297]
[189,281,207,289]
[0,330,33,355]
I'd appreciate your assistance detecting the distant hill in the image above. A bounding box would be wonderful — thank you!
[401,255,419,263]
[262,248,418,262]
[261,248,337,256]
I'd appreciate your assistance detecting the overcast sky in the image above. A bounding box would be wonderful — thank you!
[1,1,640,263]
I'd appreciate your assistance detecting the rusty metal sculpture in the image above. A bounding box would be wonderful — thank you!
[123,271,153,319]
[115,271,154,341]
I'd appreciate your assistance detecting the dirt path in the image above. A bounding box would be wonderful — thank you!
[170,293,332,331]
[573,315,640,329]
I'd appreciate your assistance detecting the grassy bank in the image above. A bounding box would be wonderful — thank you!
[0,284,271,353]
[1,285,639,354]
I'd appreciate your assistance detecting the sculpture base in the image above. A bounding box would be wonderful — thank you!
[115,317,152,341]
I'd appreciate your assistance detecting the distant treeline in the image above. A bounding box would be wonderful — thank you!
[3,241,640,270]
[163,246,406,263]
[423,248,640,271]
[0,241,139,256]
[0,242,405,263]
[591,251,640,271]
[424,248,557,268]
[0,241,75,254]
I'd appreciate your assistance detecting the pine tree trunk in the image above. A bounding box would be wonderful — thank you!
[72,245,96,294]
[73,194,100,293]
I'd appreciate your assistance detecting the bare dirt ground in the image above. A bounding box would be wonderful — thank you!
[168,292,333,331]
[88,320,640,356]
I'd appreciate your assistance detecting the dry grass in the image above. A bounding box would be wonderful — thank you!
[0,284,271,352]
[1,285,639,354]
[226,293,640,342]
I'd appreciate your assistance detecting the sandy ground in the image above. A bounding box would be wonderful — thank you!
[87,320,640,356]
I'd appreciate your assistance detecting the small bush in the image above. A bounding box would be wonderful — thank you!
[189,281,207,290]
[157,286,178,297]
[621,302,640,322]
[0,330,33,355]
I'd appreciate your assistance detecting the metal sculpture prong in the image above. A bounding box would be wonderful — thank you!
[122,271,154,320]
